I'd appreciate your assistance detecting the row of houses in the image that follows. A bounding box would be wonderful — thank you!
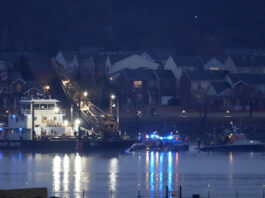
[55,48,265,80]
[54,48,265,110]
[113,67,265,111]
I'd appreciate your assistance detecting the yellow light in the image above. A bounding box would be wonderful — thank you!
[46,85,50,90]
[109,77,113,81]
[83,91,88,97]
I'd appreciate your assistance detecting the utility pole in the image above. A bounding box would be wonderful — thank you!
[30,101,34,140]
[117,96,119,132]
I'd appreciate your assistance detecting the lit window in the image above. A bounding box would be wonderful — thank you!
[133,81,142,88]
[210,67,219,70]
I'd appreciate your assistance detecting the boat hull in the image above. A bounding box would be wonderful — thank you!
[0,139,136,152]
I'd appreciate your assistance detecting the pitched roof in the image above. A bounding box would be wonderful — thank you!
[172,56,203,67]
[211,81,232,96]
[143,48,176,62]
[199,56,227,64]
[122,68,156,80]
[154,70,176,80]
[108,54,132,64]
[229,73,265,85]
[60,50,76,62]
[23,80,43,93]
[186,70,227,81]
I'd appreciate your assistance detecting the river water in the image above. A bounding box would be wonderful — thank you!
[0,149,265,198]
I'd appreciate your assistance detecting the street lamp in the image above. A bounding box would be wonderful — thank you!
[110,94,116,114]
[110,93,119,131]
[110,94,116,100]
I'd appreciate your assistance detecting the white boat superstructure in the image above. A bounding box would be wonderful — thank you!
[6,97,74,140]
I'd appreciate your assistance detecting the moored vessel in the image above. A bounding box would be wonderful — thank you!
[199,123,265,152]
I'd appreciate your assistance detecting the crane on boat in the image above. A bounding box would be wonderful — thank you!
[51,58,118,135]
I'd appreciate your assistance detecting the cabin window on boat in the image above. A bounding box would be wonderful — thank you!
[40,104,48,110]
[34,104,40,110]
[48,104,55,110]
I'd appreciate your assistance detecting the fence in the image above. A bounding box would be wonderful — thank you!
[49,186,265,198]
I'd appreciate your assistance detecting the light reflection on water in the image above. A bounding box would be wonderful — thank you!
[0,151,264,197]
[109,157,118,193]
[52,155,61,193]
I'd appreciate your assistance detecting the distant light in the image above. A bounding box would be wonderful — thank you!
[45,85,50,90]
[110,94,116,100]
[195,16,198,19]
[12,115,16,119]
[109,77,113,81]
[19,128,23,132]
[176,130,179,134]
[250,140,254,144]
[182,110,186,114]
[54,107,59,113]
[226,110,230,114]
[167,135,174,140]
[64,120,69,127]
[112,104,116,108]
[83,91,88,97]
[5,110,8,114]
[75,119,81,125]
[145,135,149,139]
[150,134,157,139]
[0,128,3,131]
[159,137,164,140]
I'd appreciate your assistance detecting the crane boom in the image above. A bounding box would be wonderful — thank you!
[51,59,118,134]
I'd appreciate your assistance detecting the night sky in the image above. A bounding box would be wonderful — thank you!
[0,0,264,54]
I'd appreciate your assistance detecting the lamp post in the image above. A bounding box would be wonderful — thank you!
[110,94,116,114]
[110,93,120,131]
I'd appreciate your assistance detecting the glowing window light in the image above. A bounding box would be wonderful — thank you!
[12,115,16,119]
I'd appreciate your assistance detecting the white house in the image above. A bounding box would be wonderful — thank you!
[202,57,227,70]
[55,50,79,72]
[108,54,159,75]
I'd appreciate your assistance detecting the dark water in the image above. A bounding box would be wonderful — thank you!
[0,149,265,198]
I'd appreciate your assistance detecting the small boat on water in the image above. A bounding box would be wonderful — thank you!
[199,124,265,152]
[126,132,189,152]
